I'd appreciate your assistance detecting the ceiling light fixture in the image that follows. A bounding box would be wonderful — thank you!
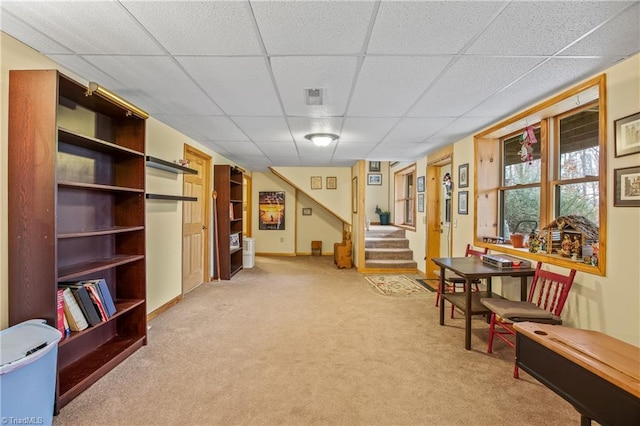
[305,133,339,147]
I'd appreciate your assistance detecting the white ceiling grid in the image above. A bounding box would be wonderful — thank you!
[1,0,638,171]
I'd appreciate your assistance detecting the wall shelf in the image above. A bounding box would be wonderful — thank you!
[146,156,197,174]
[145,193,197,202]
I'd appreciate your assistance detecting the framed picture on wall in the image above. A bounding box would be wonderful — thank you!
[614,166,640,207]
[368,173,382,185]
[458,163,469,188]
[418,193,424,212]
[310,176,322,190]
[417,176,425,192]
[302,208,312,216]
[326,176,337,189]
[615,112,640,157]
[258,191,285,230]
[369,161,381,172]
[458,191,468,215]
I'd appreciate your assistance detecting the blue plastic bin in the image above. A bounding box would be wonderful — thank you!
[1,319,62,426]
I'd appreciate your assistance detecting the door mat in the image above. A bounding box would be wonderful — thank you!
[364,275,432,296]
[415,279,437,292]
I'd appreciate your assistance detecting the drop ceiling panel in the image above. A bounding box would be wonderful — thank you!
[288,117,343,143]
[175,116,249,142]
[2,1,163,54]
[271,56,358,116]
[348,56,452,116]
[408,57,544,117]
[560,3,640,56]
[428,117,499,145]
[468,57,622,118]
[333,142,375,158]
[213,141,264,156]
[177,56,281,116]
[254,142,299,157]
[83,55,223,115]
[47,54,120,88]
[232,117,293,142]
[121,1,262,55]
[383,117,457,143]
[367,1,507,54]
[367,143,422,161]
[264,157,302,167]
[340,118,399,143]
[1,12,73,54]
[251,1,375,55]
[466,1,632,55]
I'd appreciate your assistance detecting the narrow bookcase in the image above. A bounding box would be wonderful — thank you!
[214,164,244,279]
[8,70,147,411]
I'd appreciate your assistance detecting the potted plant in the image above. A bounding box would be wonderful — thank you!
[375,205,391,225]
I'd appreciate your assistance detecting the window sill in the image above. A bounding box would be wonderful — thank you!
[477,242,604,276]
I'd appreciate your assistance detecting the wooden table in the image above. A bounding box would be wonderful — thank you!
[432,256,537,350]
[514,322,640,426]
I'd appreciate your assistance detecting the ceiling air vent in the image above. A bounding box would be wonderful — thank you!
[305,88,324,106]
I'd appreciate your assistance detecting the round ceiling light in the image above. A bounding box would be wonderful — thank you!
[304,133,339,147]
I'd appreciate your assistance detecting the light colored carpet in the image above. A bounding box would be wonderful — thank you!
[54,256,579,425]
[364,275,430,296]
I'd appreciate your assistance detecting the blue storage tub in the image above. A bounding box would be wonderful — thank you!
[1,319,63,426]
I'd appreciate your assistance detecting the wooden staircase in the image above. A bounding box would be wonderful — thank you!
[365,225,417,272]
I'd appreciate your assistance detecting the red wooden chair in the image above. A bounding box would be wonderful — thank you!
[481,263,576,378]
[434,244,489,318]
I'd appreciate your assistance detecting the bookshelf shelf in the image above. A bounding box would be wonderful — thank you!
[8,70,147,411]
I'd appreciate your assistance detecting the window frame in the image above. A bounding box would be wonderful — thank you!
[394,164,416,230]
[473,75,607,276]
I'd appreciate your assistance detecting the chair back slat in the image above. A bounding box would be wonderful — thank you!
[465,244,489,258]
[528,263,577,316]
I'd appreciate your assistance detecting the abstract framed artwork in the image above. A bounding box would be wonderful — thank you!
[614,112,640,158]
[258,191,285,230]
[326,176,337,189]
[368,173,382,185]
[310,176,322,190]
[458,163,469,188]
[614,166,640,207]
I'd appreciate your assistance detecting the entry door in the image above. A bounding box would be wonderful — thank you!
[426,159,453,279]
[182,145,211,293]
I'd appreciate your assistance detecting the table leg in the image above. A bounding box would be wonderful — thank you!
[465,278,472,350]
[485,277,493,324]
[520,276,528,301]
[439,266,445,325]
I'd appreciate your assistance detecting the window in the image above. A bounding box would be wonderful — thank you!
[475,75,606,275]
[394,165,415,228]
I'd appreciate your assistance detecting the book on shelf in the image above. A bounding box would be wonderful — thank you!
[83,282,108,321]
[62,310,71,336]
[56,289,66,334]
[230,203,234,220]
[59,282,102,326]
[81,278,116,317]
[60,287,89,331]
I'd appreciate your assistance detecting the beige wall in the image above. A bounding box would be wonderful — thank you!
[445,54,640,345]
[365,161,390,223]
[296,192,343,255]
[251,172,296,254]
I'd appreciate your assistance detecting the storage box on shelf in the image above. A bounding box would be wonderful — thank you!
[8,70,147,410]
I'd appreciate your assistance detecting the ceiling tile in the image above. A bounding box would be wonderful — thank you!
[213,141,264,156]
[2,1,163,54]
[178,56,282,116]
[232,117,293,142]
[348,56,452,116]
[47,54,120,87]
[560,3,640,56]
[121,1,262,55]
[1,11,73,54]
[82,55,223,116]
[288,117,343,143]
[255,142,299,157]
[428,117,499,145]
[264,157,302,167]
[367,1,506,54]
[271,56,358,116]
[468,57,622,118]
[467,1,632,55]
[333,142,375,158]
[408,57,543,117]
[251,1,375,55]
[340,118,399,143]
[367,143,422,161]
[383,117,457,143]
[176,116,248,142]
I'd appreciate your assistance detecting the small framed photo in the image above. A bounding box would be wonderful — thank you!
[614,166,640,207]
[352,177,358,213]
[458,163,469,188]
[458,190,468,215]
[615,112,640,158]
[369,161,381,172]
[230,232,240,249]
[417,176,425,193]
[417,193,424,212]
[326,176,337,190]
[367,173,382,185]
[302,207,312,216]
[310,176,322,190]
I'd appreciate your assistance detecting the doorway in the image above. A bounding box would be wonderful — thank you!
[426,153,453,279]
[182,145,211,293]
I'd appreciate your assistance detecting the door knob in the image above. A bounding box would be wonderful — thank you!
[202,225,208,230]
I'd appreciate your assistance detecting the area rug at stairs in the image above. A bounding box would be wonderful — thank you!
[364,275,431,296]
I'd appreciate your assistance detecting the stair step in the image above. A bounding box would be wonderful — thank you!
[366,226,406,238]
[365,238,409,248]
[365,259,418,269]
[365,248,414,260]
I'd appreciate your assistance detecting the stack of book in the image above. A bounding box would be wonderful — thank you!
[56,278,117,335]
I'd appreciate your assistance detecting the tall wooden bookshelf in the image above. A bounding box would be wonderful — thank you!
[214,165,244,279]
[8,70,147,410]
